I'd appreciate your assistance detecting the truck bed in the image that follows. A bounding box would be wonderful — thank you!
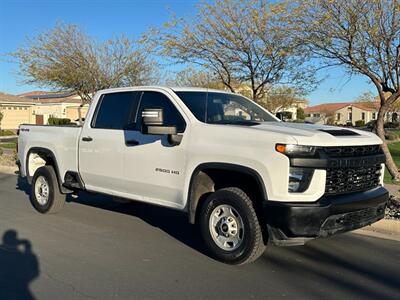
[18,124,82,180]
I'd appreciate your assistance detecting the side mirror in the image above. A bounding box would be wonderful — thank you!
[142,108,177,135]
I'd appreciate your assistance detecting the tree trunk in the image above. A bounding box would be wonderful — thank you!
[375,106,400,181]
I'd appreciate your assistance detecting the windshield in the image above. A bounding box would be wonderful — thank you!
[175,91,278,125]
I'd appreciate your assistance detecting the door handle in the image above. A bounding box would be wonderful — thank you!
[125,139,139,146]
[82,136,93,142]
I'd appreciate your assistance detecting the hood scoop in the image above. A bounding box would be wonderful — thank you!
[318,129,360,136]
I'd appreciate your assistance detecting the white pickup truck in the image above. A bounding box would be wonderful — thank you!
[17,86,389,264]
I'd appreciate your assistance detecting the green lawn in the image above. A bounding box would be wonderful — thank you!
[0,142,16,150]
[384,142,400,184]
[0,129,15,136]
[388,130,400,137]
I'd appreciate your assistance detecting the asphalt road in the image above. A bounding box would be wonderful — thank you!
[0,172,399,300]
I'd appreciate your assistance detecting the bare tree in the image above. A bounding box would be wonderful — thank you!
[158,0,317,103]
[13,23,158,104]
[166,67,227,89]
[259,86,307,114]
[293,0,400,180]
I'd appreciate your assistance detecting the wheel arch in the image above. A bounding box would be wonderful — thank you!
[25,147,71,194]
[187,163,268,224]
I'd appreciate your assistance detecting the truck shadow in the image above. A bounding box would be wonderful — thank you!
[0,229,39,300]
[15,176,207,256]
[67,191,208,256]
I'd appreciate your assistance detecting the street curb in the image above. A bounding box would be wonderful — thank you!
[353,219,400,241]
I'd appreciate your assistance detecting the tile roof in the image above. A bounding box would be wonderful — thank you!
[0,92,37,104]
[17,91,81,104]
[305,102,380,113]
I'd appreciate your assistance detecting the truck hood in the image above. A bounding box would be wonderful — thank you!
[253,122,382,146]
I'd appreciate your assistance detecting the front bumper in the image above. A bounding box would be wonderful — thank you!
[264,186,389,246]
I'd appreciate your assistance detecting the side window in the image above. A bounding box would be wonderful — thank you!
[136,91,186,133]
[92,92,139,129]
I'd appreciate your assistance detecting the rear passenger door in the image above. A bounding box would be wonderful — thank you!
[79,91,140,194]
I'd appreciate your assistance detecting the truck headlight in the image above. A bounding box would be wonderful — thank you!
[276,144,316,157]
[288,167,314,193]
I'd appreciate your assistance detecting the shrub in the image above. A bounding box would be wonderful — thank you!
[296,107,305,120]
[354,120,365,127]
[385,132,398,140]
[0,148,3,156]
[48,117,72,125]
[384,121,400,128]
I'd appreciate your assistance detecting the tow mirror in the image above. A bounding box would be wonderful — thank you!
[142,108,177,135]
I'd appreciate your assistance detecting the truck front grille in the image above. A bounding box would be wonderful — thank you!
[323,145,382,157]
[325,165,382,195]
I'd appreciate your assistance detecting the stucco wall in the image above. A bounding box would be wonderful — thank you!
[0,105,35,129]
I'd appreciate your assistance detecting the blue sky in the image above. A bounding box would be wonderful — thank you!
[0,0,376,105]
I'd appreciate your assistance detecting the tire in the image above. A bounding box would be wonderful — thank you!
[199,187,266,265]
[30,166,66,214]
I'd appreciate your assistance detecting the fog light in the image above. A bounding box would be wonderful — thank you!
[288,167,314,193]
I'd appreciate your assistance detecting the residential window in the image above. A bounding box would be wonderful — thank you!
[92,92,140,130]
[361,112,365,120]
[372,112,376,119]
[336,113,341,121]
[348,113,352,121]
[313,113,320,118]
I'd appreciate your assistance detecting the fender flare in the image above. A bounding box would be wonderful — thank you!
[187,162,268,224]
[25,147,71,194]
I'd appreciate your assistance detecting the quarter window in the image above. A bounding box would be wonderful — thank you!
[93,92,139,129]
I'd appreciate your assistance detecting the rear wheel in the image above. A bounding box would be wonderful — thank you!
[199,187,266,265]
[31,166,65,213]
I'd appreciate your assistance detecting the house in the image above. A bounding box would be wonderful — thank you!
[274,99,308,121]
[19,91,89,124]
[0,93,37,130]
[0,91,89,130]
[304,101,382,125]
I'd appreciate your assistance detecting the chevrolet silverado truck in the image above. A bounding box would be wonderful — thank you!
[17,86,389,264]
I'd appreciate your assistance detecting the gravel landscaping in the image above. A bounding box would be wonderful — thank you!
[0,152,16,167]
[386,196,400,220]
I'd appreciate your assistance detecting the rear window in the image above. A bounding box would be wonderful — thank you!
[92,92,139,129]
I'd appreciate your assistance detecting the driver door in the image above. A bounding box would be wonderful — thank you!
[122,91,188,208]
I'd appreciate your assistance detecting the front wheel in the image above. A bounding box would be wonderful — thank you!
[199,187,266,265]
[31,166,66,214]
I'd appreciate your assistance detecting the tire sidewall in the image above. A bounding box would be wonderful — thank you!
[31,167,56,213]
[200,190,259,264]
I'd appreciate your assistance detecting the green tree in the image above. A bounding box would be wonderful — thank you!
[13,23,158,104]
[293,0,400,180]
[296,107,305,120]
[0,110,3,131]
[158,0,317,103]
